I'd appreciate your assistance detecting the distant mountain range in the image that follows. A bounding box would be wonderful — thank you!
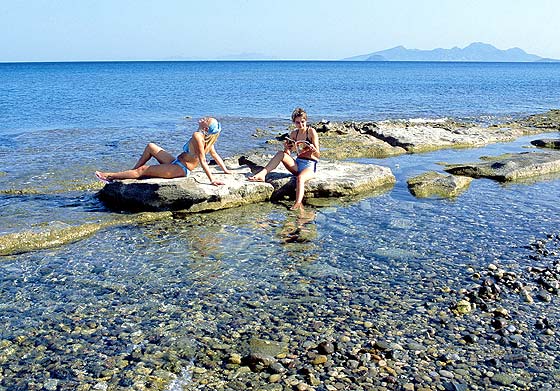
[344,42,558,62]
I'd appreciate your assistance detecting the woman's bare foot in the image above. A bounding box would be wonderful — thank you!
[95,171,112,183]
[247,170,267,182]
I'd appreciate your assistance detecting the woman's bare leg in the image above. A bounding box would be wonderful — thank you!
[248,152,297,181]
[99,163,185,180]
[133,143,175,169]
[291,168,315,210]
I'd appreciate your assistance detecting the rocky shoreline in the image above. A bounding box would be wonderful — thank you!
[313,109,560,159]
[3,111,560,391]
[3,230,558,391]
[97,110,560,210]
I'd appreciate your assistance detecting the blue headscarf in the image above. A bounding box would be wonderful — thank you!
[207,119,221,135]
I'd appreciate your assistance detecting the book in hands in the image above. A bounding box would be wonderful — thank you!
[285,137,312,146]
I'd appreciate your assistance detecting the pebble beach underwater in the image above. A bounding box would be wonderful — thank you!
[1,61,560,390]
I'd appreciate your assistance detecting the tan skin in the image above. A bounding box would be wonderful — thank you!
[248,115,320,210]
[96,118,232,186]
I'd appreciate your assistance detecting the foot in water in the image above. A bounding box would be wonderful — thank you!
[95,171,112,184]
[290,203,303,211]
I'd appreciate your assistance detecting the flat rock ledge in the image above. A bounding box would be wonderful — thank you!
[307,110,560,159]
[444,151,560,182]
[97,158,395,212]
[314,118,542,158]
[407,171,473,198]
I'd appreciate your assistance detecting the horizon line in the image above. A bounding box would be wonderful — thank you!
[1,58,557,64]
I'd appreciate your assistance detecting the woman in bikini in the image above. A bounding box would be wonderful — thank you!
[248,107,320,210]
[95,117,231,186]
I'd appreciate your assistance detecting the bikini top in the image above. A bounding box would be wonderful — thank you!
[287,129,313,156]
[182,121,221,154]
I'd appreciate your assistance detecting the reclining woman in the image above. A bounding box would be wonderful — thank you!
[248,107,320,210]
[95,117,231,186]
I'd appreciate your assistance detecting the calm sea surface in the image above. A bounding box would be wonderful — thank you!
[1,61,560,389]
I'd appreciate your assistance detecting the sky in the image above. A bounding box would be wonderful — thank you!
[1,0,559,62]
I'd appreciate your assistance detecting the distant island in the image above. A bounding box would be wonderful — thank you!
[344,42,559,62]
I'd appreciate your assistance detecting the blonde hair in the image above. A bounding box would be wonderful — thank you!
[291,107,307,122]
[203,132,220,153]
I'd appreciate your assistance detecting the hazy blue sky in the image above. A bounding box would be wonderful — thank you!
[1,0,559,62]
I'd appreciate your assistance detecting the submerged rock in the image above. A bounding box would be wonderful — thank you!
[97,158,395,212]
[444,151,560,182]
[0,212,171,256]
[407,171,472,198]
[519,109,560,129]
[531,138,560,150]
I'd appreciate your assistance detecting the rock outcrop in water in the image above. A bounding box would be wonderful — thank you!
[98,110,560,211]
[407,171,473,198]
[312,109,560,159]
[97,157,396,212]
[444,151,560,182]
[531,138,560,150]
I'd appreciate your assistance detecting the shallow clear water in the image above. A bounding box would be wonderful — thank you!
[1,61,560,388]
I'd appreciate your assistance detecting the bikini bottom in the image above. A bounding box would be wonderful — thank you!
[171,158,191,177]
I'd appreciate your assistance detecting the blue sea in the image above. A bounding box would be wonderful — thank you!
[1,61,560,390]
[3,61,560,133]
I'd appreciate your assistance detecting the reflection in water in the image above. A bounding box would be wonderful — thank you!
[279,208,317,244]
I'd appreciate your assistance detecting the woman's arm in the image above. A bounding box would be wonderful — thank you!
[307,127,320,159]
[193,133,223,185]
[209,145,232,174]
[284,131,298,153]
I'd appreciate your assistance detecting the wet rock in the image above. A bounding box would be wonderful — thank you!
[98,158,395,212]
[367,119,527,153]
[493,308,509,318]
[491,373,515,386]
[312,355,328,365]
[537,290,552,302]
[520,110,560,129]
[453,300,472,315]
[443,381,468,391]
[445,151,560,182]
[229,353,242,365]
[463,334,478,343]
[531,138,560,150]
[491,318,507,330]
[242,353,276,371]
[317,341,335,355]
[373,340,391,351]
[406,342,425,352]
[269,362,286,374]
[407,171,472,198]
[248,338,288,358]
[43,379,58,391]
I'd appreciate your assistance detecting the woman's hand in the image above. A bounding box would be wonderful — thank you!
[283,140,294,153]
[211,180,225,186]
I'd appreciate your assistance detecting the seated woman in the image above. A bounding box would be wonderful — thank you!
[248,107,320,210]
[95,117,231,186]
